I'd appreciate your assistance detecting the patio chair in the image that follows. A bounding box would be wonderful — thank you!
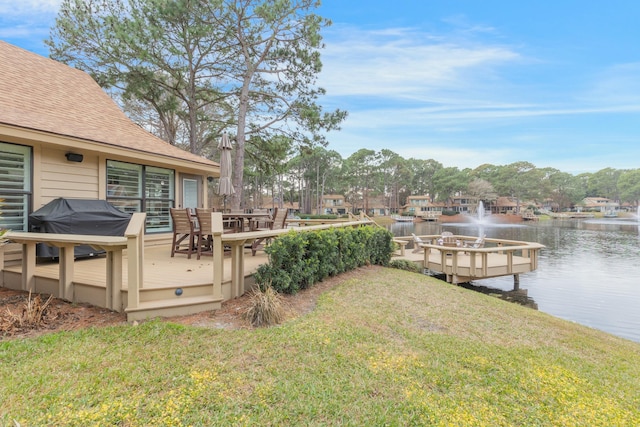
[251,208,288,256]
[440,231,460,247]
[463,234,486,249]
[411,233,425,253]
[170,208,200,259]
[249,208,274,231]
[195,208,214,259]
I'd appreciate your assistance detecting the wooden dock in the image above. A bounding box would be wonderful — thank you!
[394,234,544,286]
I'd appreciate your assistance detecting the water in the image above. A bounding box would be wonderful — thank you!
[389,217,640,343]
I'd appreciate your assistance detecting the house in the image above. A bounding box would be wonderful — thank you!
[257,196,300,216]
[0,41,219,243]
[319,194,350,215]
[580,197,619,213]
[491,197,520,214]
[450,195,477,214]
[402,195,443,218]
[364,195,388,216]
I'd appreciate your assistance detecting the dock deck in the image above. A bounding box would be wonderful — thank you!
[394,234,544,285]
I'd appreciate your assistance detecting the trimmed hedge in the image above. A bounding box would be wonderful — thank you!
[254,226,395,294]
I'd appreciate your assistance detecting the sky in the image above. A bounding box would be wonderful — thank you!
[2,0,639,174]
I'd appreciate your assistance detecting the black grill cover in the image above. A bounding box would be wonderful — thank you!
[29,198,132,258]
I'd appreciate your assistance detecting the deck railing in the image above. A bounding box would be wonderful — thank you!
[395,234,545,284]
[3,212,146,311]
[213,212,373,298]
[1,212,373,318]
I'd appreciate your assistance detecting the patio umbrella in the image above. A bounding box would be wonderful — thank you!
[217,133,235,211]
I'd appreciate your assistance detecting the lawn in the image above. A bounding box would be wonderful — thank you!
[2,267,639,426]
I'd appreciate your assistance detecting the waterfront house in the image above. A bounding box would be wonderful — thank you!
[0,41,219,250]
[402,195,443,219]
[580,197,619,213]
[365,195,388,216]
[319,194,350,215]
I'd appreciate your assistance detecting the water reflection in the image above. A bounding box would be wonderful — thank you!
[388,219,640,343]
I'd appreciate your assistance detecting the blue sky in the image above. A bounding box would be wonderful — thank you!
[2,1,639,173]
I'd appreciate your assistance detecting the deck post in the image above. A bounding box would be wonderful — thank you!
[0,245,4,287]
[105,249,123,311]
[513,274,520,290]
[125,213,146,311]
[21,242,36,292]
[58,243,75,301]
[230,242,246,298]
[211,212,223,301]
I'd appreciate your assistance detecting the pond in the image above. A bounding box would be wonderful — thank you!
[388,217,640,343]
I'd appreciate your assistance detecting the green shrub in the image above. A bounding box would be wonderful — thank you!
[389,259,421,273]
[297,214,339,220]
[255,226,394,294]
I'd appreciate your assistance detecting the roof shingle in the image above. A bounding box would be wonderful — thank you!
[0,41,217,168]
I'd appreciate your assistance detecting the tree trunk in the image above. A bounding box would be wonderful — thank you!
[231,76,251,210]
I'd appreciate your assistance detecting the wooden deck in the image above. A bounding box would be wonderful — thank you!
[394,234,544,285]
[1,213,374,321]
[3,244,267,318]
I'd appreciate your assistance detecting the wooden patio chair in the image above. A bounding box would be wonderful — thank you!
[170,207,200,259]
[463,234,486,252]
[195,208,214,259]
[251,208,288,256]
[411,233,425,253]
[249,208,273,231]
[439,231,460,248]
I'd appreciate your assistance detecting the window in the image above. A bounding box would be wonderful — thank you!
[107,160,174,233]
[0,142,31,232]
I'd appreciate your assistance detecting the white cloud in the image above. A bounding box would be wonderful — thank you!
[320,25,521,101]
[0,0,61,16]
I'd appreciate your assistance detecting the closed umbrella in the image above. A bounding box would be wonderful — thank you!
[217,133,235,211]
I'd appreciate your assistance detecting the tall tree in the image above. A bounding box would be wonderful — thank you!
[378,150,407,213]
[587,167,622,200]
[201,0,346,209]
[48,0,346,208]
[432,167,467,207]
[344,149,377,213]
[48,0,233,154]
[539,168,584,212]
[467,178,497,207]
[408,158,442,197]
[617,169,640,207]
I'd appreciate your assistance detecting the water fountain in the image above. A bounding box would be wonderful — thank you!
[474,201,488,224]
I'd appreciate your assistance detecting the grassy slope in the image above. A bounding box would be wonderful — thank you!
[2,267,639,426]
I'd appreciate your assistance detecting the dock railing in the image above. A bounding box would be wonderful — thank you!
[395,234,545,284]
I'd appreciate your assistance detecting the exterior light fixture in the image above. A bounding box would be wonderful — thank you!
[65,152,84,162]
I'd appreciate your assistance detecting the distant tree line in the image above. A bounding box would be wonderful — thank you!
[244,145,640,213]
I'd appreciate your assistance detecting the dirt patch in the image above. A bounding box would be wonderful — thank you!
[1,267,374,340]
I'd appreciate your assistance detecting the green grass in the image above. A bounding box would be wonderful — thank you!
[2,267,639,426]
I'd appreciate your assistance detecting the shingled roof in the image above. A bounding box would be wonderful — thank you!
[0,41,217,168]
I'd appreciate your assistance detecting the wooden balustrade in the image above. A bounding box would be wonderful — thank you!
[395,234,544,285]
[3,213,146,311]
[1,212,373,319]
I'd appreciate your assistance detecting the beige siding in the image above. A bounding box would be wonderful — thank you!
[38,147,99,207]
